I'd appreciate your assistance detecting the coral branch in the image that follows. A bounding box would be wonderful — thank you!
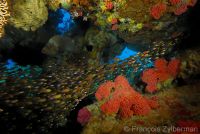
[0,0,10,38]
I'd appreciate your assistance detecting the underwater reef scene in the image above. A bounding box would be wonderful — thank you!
[0,0,200,133]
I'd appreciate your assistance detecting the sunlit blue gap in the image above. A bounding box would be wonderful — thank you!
[3,59,42,79]
[54,9,74,35]
[109,47,138,64]
[107,46,154,87]
[5,59,16,69]
[116,47,138,60]
[111,46,154,67]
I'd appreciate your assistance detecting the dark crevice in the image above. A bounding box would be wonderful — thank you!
[1,43,46,66]
[51,95,94,134]
[177,1,200,50]
[86,45,93,52]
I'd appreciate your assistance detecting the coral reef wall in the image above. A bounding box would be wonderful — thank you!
[0,0,199,133]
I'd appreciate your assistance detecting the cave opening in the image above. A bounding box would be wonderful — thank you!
[1,43,46,66]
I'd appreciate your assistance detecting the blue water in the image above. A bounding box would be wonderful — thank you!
[109,47,138,63]
[53,9,74,35]
[5,59,16,69]
[116,47,138,60]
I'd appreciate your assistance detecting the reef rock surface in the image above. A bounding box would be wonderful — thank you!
[9,0,48,31]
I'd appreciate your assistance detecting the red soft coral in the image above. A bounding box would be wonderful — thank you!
[100,98,120,114]
[172,0,197,15]
[96,75,158,118]
[111,18,118,25]
[168,59,181,77]
[141,69,158,83]
[141,68,158,92]
[170,0,181,5]
[150,3,167,19]
[146,96,160,109]
[119,96,135,118]
[154,58,168,71]
[141,58,180,93]
[130,93,151,116]
[177,120,200,128]
[173,120,200,134]
[105,1,114,10]
[141,69,158,93]
[187,0,197,7]
[146,84,158,93]
[156,69,171,82]
[174,4,188,15]
[114,75,133,92]
[111,24,118,30]
[95,81,115,101]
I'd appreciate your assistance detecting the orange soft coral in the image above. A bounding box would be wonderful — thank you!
[187,0,197,7]
[146,84,158,93]
[141,69,158,84]
[114,75,133,92]
[111,18,118,25]
[141,69,158,93]
[111,24,118,31]
[149,0,196,19]
[174,4,188,15]
[141,58,181,93]
[95,81,115,101]
[95,75,158,118]
[172,0,197,15]
[129,93,151,116]
[167,59,181,77]
[146,96,160,109]
[150,3,167,19]
[119,96,135,118]
[154,58,168,71]
[100,98,120,114]
[105,1,114,10]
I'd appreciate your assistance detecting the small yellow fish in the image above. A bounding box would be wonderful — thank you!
[53,94,62,99]
[40,88,52,93]
[0,108,3,112]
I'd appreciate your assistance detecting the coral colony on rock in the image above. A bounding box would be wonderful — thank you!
[0,0,200,134]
